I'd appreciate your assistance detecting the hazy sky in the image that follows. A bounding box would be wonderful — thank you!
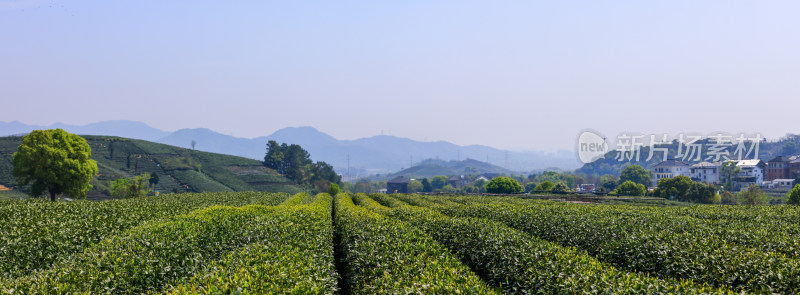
[2,1,799,151]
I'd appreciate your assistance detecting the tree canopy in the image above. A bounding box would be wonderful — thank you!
[407,180,423,193]
[652,176,693,199]
[264,140,340,190]
[486,177,523,194]
[619,165,651,187]
[110,173,152,199]
[552,182,571,193]
[720,161,742,191]
[532,181,555,192]
[614,180,646,197]
[421,178,432,192]
[431,176,449,190]
[652,176,720,203]
[12,129,98,201]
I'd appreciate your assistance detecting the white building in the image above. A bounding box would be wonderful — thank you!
[651,159,691,187]
[765,179,795,189]
[733,159,766,190]
[690,162,721,184]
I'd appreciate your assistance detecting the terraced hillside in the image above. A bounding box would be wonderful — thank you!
[0,135,303,199]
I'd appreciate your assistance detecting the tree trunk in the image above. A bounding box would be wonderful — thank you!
[49,190,56,202]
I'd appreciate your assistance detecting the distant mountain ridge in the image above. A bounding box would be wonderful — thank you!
[0,120,169,141]
[0,121,581,174]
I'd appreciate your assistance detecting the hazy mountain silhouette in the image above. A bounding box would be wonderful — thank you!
[0,120,169,141]
[0,121,581,174]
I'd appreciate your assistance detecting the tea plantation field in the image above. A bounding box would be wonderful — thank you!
[0,192,798,294]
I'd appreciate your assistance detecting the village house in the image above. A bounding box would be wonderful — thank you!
[733,159,766,190]
[386,176,410,194]
[690,161,721,184]
[766,156,791,181]
[765,179,795,189]
[448,175,469,188]
[474,175,491,183]
[789,158,800,180]
[651,159,691,187]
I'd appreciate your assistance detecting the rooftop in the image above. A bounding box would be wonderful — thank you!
[653,159,690,168]
[691,161,721,168]
[735,159,764,168]
[388,176,411,184]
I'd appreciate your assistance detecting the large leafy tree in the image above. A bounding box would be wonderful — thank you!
[421,178,432,192]
[486,177,523,194]
[720,161,742,191]
[619,165,651,187]
[12,129,98,201]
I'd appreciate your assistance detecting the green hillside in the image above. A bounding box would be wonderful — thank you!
[0,135,304,200]
[385,158,512,179]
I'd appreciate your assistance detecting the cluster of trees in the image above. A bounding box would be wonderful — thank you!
[718,185,771,206]
[522,165,650,196]
[403,176,488,194]
[264,140,340,192]
[110,173,153,199]
[651,175,719,203]
[530,181,571,194]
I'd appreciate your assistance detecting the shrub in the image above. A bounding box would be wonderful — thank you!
[328,183,340,196]
[786,184,800,205]
[110,173,152,199]
[737,185,769,206]
[719,191,737,205]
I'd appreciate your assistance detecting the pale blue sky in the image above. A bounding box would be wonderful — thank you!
[2,1,799,150]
